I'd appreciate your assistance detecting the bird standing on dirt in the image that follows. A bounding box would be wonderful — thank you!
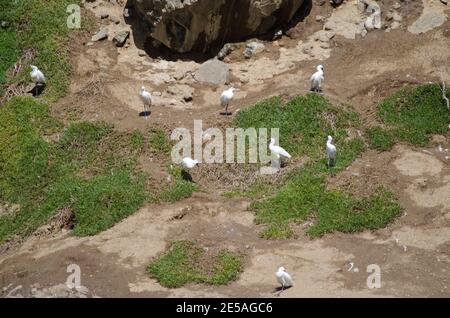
[310,65,324,92]
[220,87,236,115]
[181,157,199,170]
[326,135,337,168]
[30,65,45,95]
[139,86,152,119]
[269,138,292,160]
[276,267,294,293]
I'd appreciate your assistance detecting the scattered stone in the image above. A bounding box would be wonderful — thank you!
[440,0,448,4]
[112,30,130,47]
[86,42,94,46]
[392,12,403,22]
[1,21,8,28]
[194,59,229,85]
[123,8,131,18]
[100,13,109,19]
[137,49,147,57]
[385,11,394,21]
[393,2,401,9]
[315,15,325,22]
[272,30,283,40]
[110,16,121,24]
[166,84,194,102]
[243,41,266,59]
[91,29,108,42]
[217,43,234,60]
[391,21,401,29]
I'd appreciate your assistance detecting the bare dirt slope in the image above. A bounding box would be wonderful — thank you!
[1,0,449,297]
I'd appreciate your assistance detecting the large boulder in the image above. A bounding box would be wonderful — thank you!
[133,0,305,53]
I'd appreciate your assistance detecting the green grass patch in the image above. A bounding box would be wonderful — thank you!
[0,97,149,242]
[0,0,87,101]
[367,84,450,150]
[148,128,173,156]
[147,241,243,288]
[232,93,402,238]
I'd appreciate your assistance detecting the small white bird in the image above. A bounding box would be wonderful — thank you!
[220,87,236,115]
[269,138,292,160]
[30,65,46,84]
[326,135,337,168]
[310,65,324,92]
[181,157,199,170]
[139,86,152,119]
[276,267,294,292]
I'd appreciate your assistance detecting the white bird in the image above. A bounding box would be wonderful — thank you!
[181,157,199,170]
[139,86,152,119]
[269,138,292,160]
[326,135,337,168]
[310,64,324,92]
[276,267,294,292]
[30,65,46,84]
[220,87,236,115]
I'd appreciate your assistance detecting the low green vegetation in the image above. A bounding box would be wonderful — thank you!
[147,241,243,288]
[0,0,85,101]
[233,93,403,238]
[367,84,450,150]
[0,97,196,243]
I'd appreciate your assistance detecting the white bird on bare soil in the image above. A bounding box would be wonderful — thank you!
[139,86,152,119]
[269,138,292,160]
[326,135,337,168]
[276,267,293,293]
[181,157,199,170]
[220,87,236,115]
[310,64,324,92]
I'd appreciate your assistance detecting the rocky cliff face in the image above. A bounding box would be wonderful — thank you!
[133,0,305,53]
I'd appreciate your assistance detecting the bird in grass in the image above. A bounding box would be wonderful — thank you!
[310,65,324,92]
[220,87,236,115]
[269,138,292,160]
[181,157,199,170]
[276,267,293,293]
[30,65,45,95]
[139,86,152,119]
[326,135,337,168]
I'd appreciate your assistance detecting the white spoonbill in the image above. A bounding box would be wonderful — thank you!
[310,65,324,92]
[220,87,236,115]
[269,138,292,160]
[181,157,199,170]
[276,267,294,292]
[326,135,337,168]
[139,86,152,119]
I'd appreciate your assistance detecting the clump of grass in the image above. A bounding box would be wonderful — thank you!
[147,241,243,288]
[0,0,86,101]
[233,93,402,238]
[0,97,148,242]
[154,165,197,203]
[367,84,450,150]
[148,128,173,156]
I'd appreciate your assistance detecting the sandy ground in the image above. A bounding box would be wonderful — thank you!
[1,0,449,297]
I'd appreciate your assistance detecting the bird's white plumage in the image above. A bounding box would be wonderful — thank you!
[181,157,199,170]
[310,65,324,92]
[30,65,45,84]
[220,87,235,107]
[326,135,337,167]
[269,138,291,159]
[140,86,152,106]
[276,267,293,288]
